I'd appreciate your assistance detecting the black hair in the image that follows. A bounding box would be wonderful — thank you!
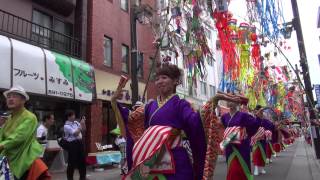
[155,63,182,81]
[65,110,75,118]
[42,113,53,122]
[255,105,262,111]
[155,63,182,93]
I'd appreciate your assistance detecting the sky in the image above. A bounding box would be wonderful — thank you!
[228,0,320,98]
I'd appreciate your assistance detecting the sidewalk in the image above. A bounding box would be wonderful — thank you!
[285,138,314,180]
[304,138,320,180]
[213,138,320,180]
[51,164,121,180]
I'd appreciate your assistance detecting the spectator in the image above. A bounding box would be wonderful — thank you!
[115,135,127,175]
[37,113,55,145]
[64,110,86,180]
[0,85,50,180]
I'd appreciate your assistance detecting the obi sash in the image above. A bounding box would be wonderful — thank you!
[220,126,247,151]
[265,130,273,141]
[124,125,181,180]
[250,127,265,146]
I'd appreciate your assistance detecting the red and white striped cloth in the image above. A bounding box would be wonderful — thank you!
[132,125,173,167]
[220,126,247,151]
[251,127,266,146]
[265,130,273,141]
[223,126,246,143]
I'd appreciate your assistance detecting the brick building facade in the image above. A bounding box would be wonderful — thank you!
[87,0,158,152]
[0,0,158,154]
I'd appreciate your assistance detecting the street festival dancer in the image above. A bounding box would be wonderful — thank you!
[220,94,259,180]
[251,105,276,176]
[112,64,208,179]
[0,86,50,180]
[110,63,257,179]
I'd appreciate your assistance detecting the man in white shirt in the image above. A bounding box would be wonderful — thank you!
[37,113,55,145]
[63,110,86,180]
[37,114,55,160]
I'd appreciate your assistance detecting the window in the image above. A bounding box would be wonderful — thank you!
[207,58,214,66]
[137,52,144,78]
[209,85,216,97]
[205,28,211,39]
[318,7,320,28]
[32,9,73,53]
[216,39,221,50]
[149,57,156,80]
[53,19,73,53]
[121,45,129,73]
[32,10,52,47]
[104,36,112,67]
[120,0,128,11]
[160,0,168,10]
[200,81,207,95]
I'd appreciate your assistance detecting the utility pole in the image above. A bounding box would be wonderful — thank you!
[291,0,315,119]
[130,0,139,105]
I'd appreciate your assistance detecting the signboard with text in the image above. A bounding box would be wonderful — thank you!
[71,58,94,101]
[45,50,74,99]
[314,84,320,107]
[12,39,46,95]
[0,35,11,89]
[0,35,94,102]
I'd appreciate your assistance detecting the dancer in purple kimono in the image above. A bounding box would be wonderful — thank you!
[221,100,259,180]
[112,64,206,180]
[251,105,275,176]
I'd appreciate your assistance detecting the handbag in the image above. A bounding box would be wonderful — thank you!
[57,137,69,150]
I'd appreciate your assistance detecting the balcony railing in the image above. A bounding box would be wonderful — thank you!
[0,9,80,57]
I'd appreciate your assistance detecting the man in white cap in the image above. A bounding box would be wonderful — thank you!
[0,85,50,180]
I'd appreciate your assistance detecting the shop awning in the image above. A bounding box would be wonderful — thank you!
[0,35,95,102]
[95,69,146,105]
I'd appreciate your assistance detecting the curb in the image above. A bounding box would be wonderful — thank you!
[304,140,320,180]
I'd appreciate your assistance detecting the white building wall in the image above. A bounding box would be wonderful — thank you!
[157,0,222,107]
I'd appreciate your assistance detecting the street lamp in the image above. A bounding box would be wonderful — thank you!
[130,1,153,104]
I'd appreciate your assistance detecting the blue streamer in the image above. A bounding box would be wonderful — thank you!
[256,0,284,40]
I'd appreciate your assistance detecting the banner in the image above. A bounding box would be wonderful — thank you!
[45,50,74,99]
[0,35,94,102]
[0,35,11,89]
[71,58,95,101]
[12,39,46,95]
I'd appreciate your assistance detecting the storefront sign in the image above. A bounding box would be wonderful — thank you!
[71,58,94,101]
[95,69,145,104]
[0,36,11,89]
[0,35,94,102]
[12,39,46,95]
[314,84,320,107]
[45,50,74,99]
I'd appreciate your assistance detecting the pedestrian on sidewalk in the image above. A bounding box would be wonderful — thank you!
[63,110,87,180]
[115,135,127,175]
[0,85,51,180]
[37,113,55,161]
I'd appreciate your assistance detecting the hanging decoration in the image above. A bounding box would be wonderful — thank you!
[256,0,285,40]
